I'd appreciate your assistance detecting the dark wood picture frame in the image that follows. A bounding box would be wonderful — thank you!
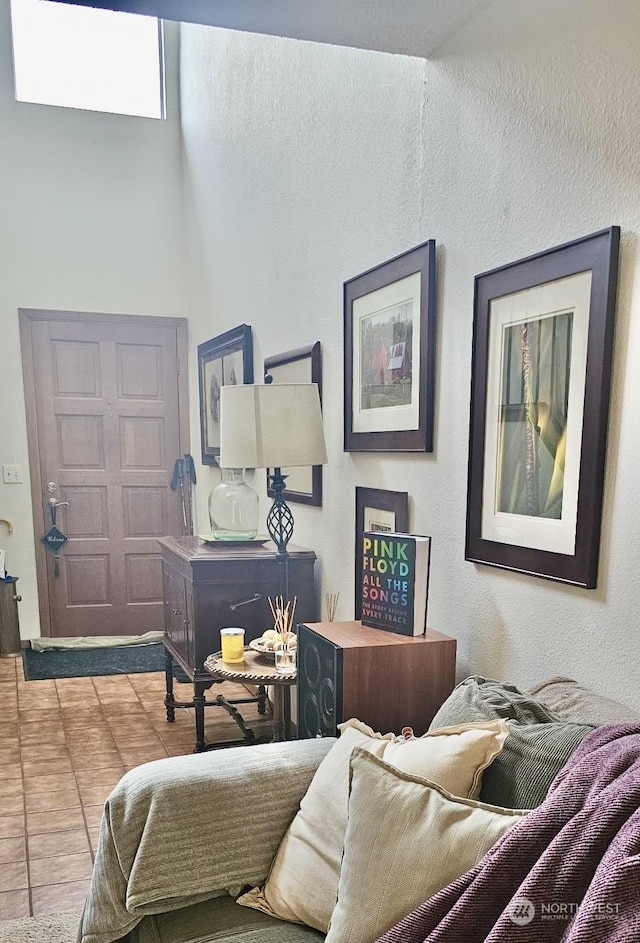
[344,240,437,453]
[264,342,323,506]
[355,486,409,619]
[466,227,620,588]
[198,324,253,466]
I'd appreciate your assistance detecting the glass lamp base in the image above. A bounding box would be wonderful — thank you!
[209,468,259,541]
[211,529,258,541]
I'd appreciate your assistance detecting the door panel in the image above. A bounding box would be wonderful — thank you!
[64,486,109,538]
[122,486,168,537]
[24,313,188,637]
[53,340,101,395]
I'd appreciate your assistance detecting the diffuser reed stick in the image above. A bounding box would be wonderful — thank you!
[325,591,340,622]
[268,594,297,642]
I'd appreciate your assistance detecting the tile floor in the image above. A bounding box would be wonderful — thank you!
[0,656,273,920]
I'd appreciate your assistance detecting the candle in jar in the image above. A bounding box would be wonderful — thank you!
[220,627,245,664]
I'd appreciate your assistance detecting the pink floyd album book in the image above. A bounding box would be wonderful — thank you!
[360,531,431,636]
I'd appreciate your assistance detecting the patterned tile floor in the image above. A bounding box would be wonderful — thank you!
[0,656,273,919]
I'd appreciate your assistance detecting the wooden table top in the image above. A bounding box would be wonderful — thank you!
[204,649,297,684]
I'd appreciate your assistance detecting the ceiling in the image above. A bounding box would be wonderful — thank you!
[52,0,492,58]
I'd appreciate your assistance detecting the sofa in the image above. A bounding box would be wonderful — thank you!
[77,677,640,943]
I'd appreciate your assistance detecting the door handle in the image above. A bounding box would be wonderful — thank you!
[229,593,262,611]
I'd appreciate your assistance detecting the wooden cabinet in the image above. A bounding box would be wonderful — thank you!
[0,577,22,657]
[158,537,316,751]
[158,536,316,679]
[297,621,456,738]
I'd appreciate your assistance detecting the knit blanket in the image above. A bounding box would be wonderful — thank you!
[377,724,640,943]
[77,738,333,943]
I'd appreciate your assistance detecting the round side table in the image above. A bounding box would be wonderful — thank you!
[204,649,296,742]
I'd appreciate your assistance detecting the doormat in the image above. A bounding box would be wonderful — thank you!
[23,641,190,682]
[0,910,82,943]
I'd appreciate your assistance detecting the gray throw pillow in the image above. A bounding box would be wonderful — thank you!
[429,676,595,809]
[529,677,640,726]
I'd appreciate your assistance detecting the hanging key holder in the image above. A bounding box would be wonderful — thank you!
[41,499,69,577]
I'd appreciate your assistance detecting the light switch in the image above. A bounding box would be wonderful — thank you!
[2,464,23,484]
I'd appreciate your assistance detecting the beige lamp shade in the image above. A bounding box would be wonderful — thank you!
[219,383,327,470]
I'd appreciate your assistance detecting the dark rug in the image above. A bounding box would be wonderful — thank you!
[23,641,190,682]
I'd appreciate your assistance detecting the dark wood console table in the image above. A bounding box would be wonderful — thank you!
[158,536,315,751]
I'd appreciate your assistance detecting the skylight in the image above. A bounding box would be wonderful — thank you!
[10,0,165,119]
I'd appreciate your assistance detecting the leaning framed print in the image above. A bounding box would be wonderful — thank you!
[264,342,323,506]
[344,240,437,452]
[465,227,620,588]
[355,486,409,619]
[198,324,253,465]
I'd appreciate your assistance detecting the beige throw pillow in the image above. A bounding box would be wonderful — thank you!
[237,717,510,932]
[325,748,528,943]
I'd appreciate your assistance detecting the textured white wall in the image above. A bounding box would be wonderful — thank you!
[0,4,185,637]
[180,0,640,710]
[180,28,427,624]
[418,0,640,701]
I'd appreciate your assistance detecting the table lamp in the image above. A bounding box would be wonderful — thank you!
[220,383,327,594]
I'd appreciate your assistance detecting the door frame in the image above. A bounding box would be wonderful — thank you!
[19,308,190,638]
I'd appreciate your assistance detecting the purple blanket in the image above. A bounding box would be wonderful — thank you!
[377,724,640,943]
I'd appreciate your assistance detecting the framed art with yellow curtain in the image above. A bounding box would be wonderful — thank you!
[465,227,620,588]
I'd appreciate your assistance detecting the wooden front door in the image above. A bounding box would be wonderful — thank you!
[20,311,189,637]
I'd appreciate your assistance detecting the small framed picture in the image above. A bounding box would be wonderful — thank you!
[355,486,409,619]
[198,324,253,466]
[466,227,620,587]
[264,342,322,506]
[344,240,437,453]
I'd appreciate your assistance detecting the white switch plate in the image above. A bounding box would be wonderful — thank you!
[2,464,23,484]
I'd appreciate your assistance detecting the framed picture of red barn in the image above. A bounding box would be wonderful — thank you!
[344,240,437,453]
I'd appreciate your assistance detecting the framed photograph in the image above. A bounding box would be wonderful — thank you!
[466,227,620,588]
[344,240,437,452]
[355,486,409,619]
[264,342,322,506]
[198,324,253,465]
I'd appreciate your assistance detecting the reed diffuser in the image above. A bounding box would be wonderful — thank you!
[267,595,297,674]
